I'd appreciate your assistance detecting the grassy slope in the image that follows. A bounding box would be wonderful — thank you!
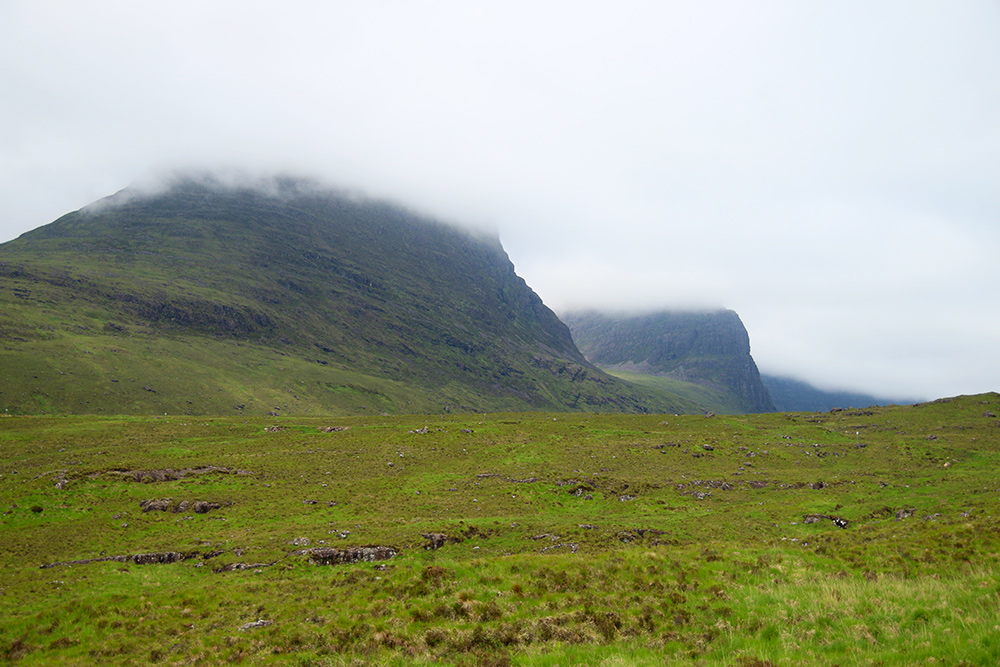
[1,394,998,665]
[0,181,705,416]
[601,368,747,415]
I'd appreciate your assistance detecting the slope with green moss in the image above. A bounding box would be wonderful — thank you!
[1,393,998,665]
[0,176,705,415]
[564,309,776,414]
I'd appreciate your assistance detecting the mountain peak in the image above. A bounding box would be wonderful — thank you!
[0,178,707,415]
[563,309,775,414]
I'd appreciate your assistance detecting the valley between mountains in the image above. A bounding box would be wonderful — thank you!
[1,176,997,666]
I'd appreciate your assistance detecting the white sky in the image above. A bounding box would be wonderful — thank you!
[2,1,998,400]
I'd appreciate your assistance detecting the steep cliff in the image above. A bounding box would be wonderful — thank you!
[563,310,776,414]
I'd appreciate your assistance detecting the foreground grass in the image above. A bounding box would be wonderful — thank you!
[2,394,999,665]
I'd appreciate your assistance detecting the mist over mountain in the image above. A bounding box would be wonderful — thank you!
[0,175,721,416]
[760,374,917,413]
[562,310,775,414]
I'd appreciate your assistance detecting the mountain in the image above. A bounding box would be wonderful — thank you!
[760,374,916,412]
[562,310,775,414]
[0,175,712,416]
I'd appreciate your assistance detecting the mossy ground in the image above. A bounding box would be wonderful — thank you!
[2,394,999,665]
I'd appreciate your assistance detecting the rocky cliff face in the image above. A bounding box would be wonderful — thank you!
[563,310,776,413]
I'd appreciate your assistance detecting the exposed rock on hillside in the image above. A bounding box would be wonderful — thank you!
[563,310,775,413]
[0,174,699,415]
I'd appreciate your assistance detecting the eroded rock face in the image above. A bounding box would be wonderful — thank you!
[129,551,187,565]
[306,546,397,565]
[139,499,223,514]
[40,551,199,569]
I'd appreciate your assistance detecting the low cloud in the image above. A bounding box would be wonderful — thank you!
[1,1,997,400]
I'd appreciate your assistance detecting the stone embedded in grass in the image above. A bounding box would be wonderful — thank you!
[238,619,273,631]
[139,498,222,514]
[802,514,849,528]
[306,546,397,565]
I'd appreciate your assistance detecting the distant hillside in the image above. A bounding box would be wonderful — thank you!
[563,310,775,414]
[761,374,916,412]
[0,175,716,416]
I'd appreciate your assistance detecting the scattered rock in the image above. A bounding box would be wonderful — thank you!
[41,551,199,569]
[802,514,849,528]
[702,444,714,451]
[409,427,429,434]
[421,533,451,550]
[238,619,273,631]
[129,552,188,565]
[264,425,287,433]
[984,411,996,418]
[139,499,223,514]
[111,466,249,483]
[306,546,397,565]
[895,508,916,521]
[140,499,172,512]
[291,537,311,547]
[319,426,349,432]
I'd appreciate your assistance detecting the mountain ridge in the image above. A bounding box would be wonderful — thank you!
[760,374,918,412]
[0,176,720,416]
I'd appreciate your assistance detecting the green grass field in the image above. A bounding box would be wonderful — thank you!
[2,394,999,665]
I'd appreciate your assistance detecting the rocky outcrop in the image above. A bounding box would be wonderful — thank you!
[563,310,775,413]
[139,498,224,513]
[306,546,397,565]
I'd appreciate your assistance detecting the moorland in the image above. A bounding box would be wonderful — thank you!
[2,394,999,666]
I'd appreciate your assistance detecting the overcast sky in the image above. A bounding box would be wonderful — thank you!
[2,1,998,401]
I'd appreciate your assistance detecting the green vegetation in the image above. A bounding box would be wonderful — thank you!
[602,369,746,415]
[564,310,776,414]
[0,178,720,416]
[2,394,999,665]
